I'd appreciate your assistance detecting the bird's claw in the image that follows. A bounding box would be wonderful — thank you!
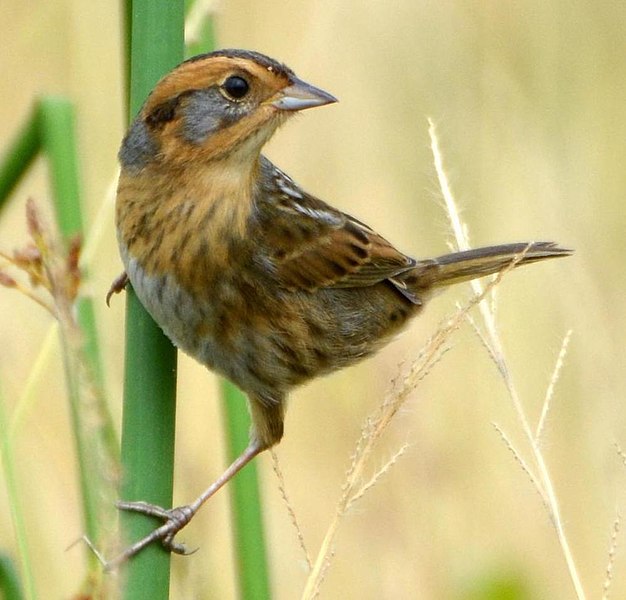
[97,501,198,569]
[106,271,129,306]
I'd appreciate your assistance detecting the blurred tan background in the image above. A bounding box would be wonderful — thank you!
[1,1,625,598]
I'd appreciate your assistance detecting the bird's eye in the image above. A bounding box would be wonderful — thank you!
[222,76,250,100]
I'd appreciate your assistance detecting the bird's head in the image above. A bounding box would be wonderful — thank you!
[119,49,337,170]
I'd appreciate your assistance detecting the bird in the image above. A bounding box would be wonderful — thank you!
[111,48,571,564]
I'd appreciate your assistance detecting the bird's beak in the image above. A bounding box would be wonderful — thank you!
[270,77,338,112]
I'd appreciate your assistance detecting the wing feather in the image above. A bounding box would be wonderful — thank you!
[256,160,417,298]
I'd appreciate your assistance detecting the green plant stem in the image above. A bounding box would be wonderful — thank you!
[37,98,83,237]
[57,319,100,554]
[0,553,25,600]
[0,93,115,580]
[37,98,117,565]
[221,381,271,600]
[119,1,183,598]
[0,113,41,598]
[37,96,115,445]
[0,391,35,600]
[120,290,178,595]
[0,110,39,211]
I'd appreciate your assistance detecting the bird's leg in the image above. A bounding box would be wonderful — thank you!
[105,440,263,570]
[104,396,284,570]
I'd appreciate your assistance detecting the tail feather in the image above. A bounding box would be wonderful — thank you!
[410,242,572,290]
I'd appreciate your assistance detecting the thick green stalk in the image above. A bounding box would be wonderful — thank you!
[119,291,178,596]
[120,1,183,598]
[221,381,271,600]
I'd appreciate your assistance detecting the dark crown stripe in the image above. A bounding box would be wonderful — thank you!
[182,49,295,80]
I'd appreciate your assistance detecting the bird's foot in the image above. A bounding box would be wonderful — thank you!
[106,271,129,306]
[101,501,198,570]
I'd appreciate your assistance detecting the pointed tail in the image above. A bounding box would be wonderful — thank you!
[411,242,572,290]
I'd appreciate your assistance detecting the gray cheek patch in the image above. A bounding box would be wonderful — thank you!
[119,119,158,169]
[182,88,244,144]
[118,87,249,168]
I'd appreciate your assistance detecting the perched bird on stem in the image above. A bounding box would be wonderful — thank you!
[111,48,571,564]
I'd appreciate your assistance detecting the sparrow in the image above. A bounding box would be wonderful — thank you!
[111,48,571,563]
